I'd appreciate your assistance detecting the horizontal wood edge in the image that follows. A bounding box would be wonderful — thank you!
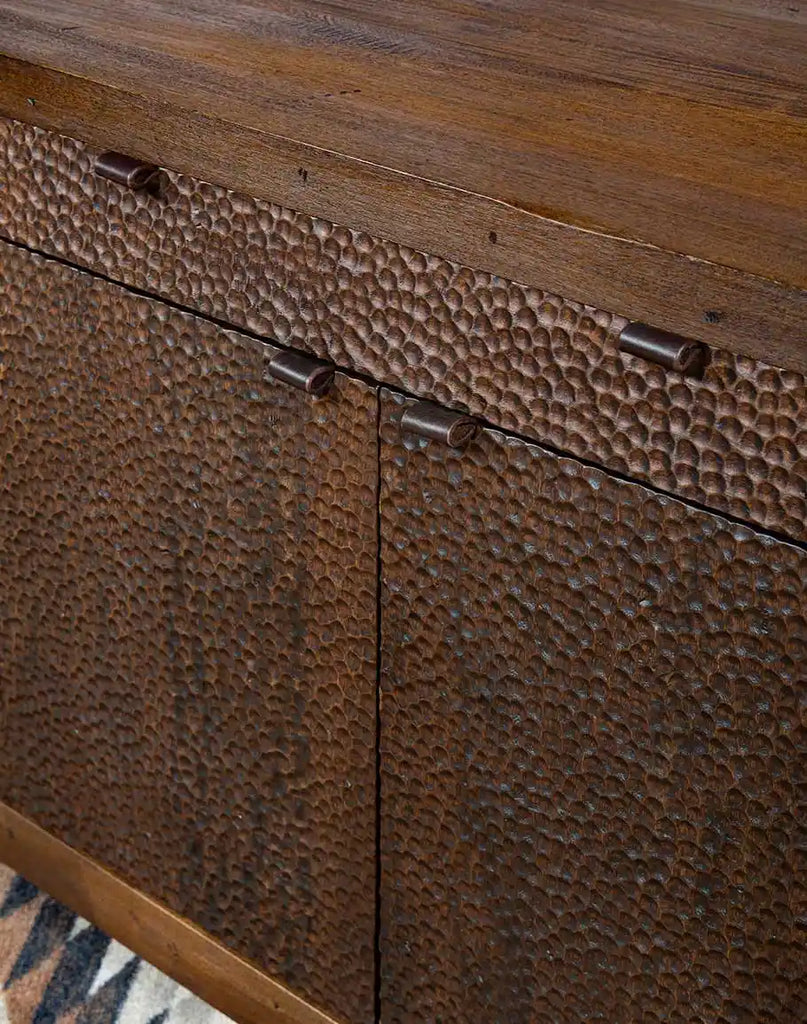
[1,55,806,376]
[0,801,343,1024]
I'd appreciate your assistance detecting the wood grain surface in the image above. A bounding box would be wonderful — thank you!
[0,2,805,367]
[0,803,343,1024]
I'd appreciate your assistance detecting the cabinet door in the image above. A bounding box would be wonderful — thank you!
[0,241,377,1024]
[379,390,806,1024]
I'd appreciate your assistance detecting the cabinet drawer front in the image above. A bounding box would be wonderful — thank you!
[379,390,806,1024]
[0,241,377,1024]
[2,117,806,542]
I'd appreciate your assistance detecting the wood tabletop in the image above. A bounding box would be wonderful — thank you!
[1,0,806,369]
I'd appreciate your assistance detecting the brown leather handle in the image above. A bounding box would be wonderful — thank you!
[94,152,160,190]
[401,401,480,448]
[267,350,336,397]
[619,322,708,375]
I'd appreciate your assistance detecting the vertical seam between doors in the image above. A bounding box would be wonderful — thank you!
[373,387,383,1024]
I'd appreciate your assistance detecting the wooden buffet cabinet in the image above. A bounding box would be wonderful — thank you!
[0,4,805,1024]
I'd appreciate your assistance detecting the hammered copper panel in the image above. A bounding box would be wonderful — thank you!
[0,240,378,1024]
[2,118,805,541]
[379,390,807,1024]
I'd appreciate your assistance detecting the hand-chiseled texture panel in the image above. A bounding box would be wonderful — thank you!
[1,118,805,541]
[379,390,806,1024]
[0,241,378,1024]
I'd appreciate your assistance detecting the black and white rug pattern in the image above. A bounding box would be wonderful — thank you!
[0,864,234,1024]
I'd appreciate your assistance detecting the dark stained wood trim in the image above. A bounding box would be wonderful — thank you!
[0,802,344,1024]
[1,56,806,377]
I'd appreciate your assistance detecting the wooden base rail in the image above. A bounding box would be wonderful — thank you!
[0,802,342,1024]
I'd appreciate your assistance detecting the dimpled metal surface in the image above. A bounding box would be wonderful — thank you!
[379,390,807,1024]
[0,241,378,1024]
[1,118,805,542]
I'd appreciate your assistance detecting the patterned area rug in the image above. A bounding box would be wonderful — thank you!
[0,864,234,1023]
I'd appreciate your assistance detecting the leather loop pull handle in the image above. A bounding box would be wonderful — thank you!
[619,322,708,375]
[401,401,480,448]
[267,351,336,397]
[94,152,160,190]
